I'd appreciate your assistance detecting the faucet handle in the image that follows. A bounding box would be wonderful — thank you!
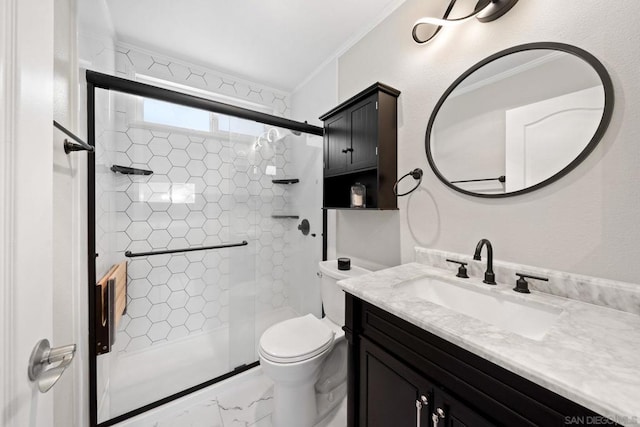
[445,259,469,278]
[514,273,549,294]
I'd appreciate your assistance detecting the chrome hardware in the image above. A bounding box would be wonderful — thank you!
[415,395,428,427]
[432,407,445,426]
[28,339,76,393]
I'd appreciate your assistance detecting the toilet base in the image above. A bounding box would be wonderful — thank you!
[272,380,318,427]
[270,380,347,427]
[316,381,347,422]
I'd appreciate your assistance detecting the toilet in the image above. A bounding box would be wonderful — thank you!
[259,260,370,427]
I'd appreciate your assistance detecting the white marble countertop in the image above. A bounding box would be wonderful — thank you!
[338,262,640,426]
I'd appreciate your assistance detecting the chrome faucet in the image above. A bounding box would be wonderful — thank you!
[473,239,496,285]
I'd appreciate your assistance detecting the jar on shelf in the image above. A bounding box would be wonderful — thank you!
[350,183,366,208]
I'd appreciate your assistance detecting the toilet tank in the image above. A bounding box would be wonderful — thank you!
[318,260,371,325]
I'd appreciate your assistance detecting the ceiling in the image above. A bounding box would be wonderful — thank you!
[106,0,405,92]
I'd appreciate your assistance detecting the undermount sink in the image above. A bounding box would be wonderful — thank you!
[395,275,562,340]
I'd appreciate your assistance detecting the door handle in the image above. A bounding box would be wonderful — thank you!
[341,148,354,153]
[28,339,76,393]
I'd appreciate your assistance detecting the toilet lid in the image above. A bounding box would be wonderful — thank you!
[259,314,335,363]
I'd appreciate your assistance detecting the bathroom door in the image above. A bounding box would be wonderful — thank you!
[0,0,56,425]
[505,86,604,192]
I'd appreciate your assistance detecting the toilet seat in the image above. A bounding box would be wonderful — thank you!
[259,314,335,363]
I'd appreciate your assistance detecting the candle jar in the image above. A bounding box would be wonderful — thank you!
[350,183,366,208]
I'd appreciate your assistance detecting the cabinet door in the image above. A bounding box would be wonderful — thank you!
[324,111,349,176]
[349,94,378,171]
[360,338,432,427]
[432,388,497,427]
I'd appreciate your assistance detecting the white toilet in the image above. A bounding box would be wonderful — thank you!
[259,260,370,427]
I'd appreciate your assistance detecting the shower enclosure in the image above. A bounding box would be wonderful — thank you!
[87,71,324,426]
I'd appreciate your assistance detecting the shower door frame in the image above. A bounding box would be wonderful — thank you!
[85,70,323,427]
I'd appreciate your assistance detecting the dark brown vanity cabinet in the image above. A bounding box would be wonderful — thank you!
[360,337,493,427]
[345,294,616,427]
[320,83,400,209]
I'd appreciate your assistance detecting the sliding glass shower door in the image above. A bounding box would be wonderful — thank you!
[90,76,323,424]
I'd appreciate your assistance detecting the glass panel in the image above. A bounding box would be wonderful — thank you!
[93,88,323,423]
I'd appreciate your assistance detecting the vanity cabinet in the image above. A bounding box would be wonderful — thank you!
[320,83,400,209]
[345,294,616,427]
[360,337,493,427]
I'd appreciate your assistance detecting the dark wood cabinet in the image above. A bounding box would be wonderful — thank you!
[345,294,616,427]
[360,337,493,427]
[360,337,433,427]
[323,112,350,176]
[320,83,400,209]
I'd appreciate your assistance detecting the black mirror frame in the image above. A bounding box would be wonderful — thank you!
[425,42,615,198]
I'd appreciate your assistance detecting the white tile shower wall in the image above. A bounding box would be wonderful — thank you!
[114,42,291,117]
[96,97,297,353]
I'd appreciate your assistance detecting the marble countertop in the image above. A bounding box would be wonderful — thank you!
[338,262,640,426]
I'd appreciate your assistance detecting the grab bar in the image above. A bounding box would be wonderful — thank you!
[53,120,94,154]
[125,240,248,258]
[450,175,506,184]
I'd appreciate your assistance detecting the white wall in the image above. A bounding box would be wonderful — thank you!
[53,0,87,425]
[290,60,338,308]
[291,60,338,127]
[335,0,640,283]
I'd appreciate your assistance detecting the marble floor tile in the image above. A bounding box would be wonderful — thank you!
[115,367,346,427]
[155,398,223,427]
[216,373,274,427]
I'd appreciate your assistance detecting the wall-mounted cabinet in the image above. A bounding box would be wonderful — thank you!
[320,83,400,209]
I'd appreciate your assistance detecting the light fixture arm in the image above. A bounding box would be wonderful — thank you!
[412,0,458,44]
[412,0,518,44]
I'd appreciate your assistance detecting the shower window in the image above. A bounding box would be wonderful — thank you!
[142,98,212,132]
[87,71,324,426]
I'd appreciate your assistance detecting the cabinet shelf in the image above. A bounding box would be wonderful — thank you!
[320,82,400,210]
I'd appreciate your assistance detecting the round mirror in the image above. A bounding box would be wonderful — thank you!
[426,42,614,197]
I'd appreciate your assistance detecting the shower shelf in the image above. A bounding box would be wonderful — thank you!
[111,165,153,175]
[271,214,299,219]
[272,179,299,184]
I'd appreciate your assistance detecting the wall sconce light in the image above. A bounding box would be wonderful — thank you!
[412,0,518,44]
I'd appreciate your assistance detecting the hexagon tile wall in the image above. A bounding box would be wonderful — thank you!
[93,44,298,353]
